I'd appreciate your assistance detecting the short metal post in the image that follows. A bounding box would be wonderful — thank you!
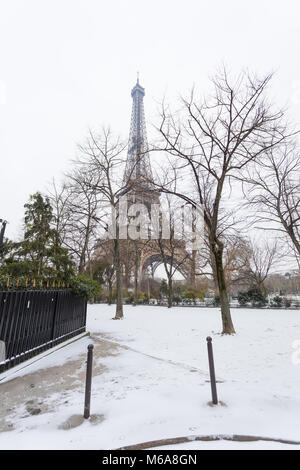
[206,336,218,405]
[84,344,94,419]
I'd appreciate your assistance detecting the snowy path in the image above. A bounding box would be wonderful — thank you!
[92,333,213,379]
[0,304,300,449]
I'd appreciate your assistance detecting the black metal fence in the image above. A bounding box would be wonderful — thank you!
[0,289,87,373]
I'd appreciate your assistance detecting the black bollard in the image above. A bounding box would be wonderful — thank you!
[84,344,94,419]
[206,336,218,405]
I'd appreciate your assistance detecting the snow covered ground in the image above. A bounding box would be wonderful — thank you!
[1,305,300,450]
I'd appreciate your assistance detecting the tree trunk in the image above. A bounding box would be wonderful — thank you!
[124,261,130,289]
[210,250,219,295]
[113,234,123,319]
[189,249,196,288]
[147,275,150,301]
[286,224,300,257]
[132,244,140,306]
[212,241,235,334]
[108,280,113,305]
[167,276,173,308]
[78,254,85,274]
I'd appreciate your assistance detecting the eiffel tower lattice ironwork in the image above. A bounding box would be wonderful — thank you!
[94,78,195,291]
[123,77,157,200]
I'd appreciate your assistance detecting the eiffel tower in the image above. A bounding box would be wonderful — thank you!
[120,78,193,288]
[123,76,159,205]
[94,78,194,294]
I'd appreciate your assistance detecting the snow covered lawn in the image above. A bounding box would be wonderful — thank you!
[1,305,300,450]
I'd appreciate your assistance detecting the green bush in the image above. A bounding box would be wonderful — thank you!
[237,292,248,306]
[272,295,283,307]
[172,294,181,305]
[237,287,267,307]
[183,291,196,304]
[69,274,101,301]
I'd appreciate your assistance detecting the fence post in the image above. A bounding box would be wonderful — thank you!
[206,336,218,405]
[84,344,94,419]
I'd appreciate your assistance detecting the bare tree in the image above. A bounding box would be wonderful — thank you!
[247,239,280,295]
[234,238,280,295]
[48,179,71,246]
[89,244,115,304]
[245,144,300,262]
[65,168,101,274]
[48,171,101,275]
[155,68,289,334]
[222,235,252,292]
[78,127,127,320]
[154,195,190,308]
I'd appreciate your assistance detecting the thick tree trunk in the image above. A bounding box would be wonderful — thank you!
[79,218,91,274]
[113,234,123,319]
[210,250,219,295]
[132,246,139,306]
[78,255,85,274]
[286,225,300,257]
[124,262,130,289]
[147,276,150,301]
[189,250,196,288]
[212,241,235,335]
[108,280,113,305]
[167,276,173,308]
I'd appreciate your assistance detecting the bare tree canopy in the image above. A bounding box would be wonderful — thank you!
[77,127,127,319]
[153,67,292,334]
[244,143,300,264]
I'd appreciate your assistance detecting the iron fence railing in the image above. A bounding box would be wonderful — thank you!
[0,289,87,372]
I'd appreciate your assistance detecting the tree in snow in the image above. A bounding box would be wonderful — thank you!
[154,67,291,334]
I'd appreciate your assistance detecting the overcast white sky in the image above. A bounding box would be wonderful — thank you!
[1,0,300,240]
